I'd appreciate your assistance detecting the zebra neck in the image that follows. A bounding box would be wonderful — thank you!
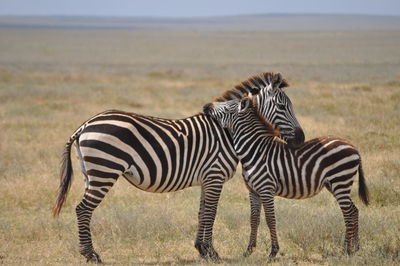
[231,116,277,161]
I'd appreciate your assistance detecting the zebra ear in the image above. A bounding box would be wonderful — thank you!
[272,73,283,88]
[239,97,253,112]
[266,83,276,97]
[266,74,278,96]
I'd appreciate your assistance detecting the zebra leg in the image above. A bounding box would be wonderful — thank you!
[196,178,224,261]
[76,175,118,263]
[194,188,206,256]
[260,192,279,258]
[352,204,360,252]
[244,189,261,257]
[327,183,359,255]
[339,199,359,255]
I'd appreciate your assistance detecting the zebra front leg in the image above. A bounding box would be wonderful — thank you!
[76,176,117,263]
[196,178,224,261]
[260,191,279,259]
[244,189,261,257]
[194,188,206,257]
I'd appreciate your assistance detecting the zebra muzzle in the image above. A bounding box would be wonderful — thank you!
[273,136,287,145]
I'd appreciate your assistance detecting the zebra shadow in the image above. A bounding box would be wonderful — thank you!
[120,257,244,265]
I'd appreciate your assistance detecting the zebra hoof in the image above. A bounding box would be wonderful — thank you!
[86,252,102,264]
[207,249,221,262]
[195,241,220,262]
[195,241,207,258]
[243,246,255,257]
[268,252,278,259]
[354,244,360,253]
[268,244,279,259]
[243,251,251,257]
[342,242,354,256]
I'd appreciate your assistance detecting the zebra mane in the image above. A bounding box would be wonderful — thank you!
[214,72,289,102]
[251,98,282,138]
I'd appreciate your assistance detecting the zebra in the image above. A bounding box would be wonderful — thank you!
[52,72,305,263]
[203,93,369,259]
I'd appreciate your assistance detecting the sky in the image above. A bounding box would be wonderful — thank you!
[0,0,399,17]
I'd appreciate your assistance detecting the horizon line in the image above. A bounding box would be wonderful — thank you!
[1,12,400,19]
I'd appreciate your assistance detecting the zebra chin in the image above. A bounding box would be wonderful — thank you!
[284,127,305,148]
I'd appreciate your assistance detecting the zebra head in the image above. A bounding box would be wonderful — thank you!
[214,72,305,148]
[252,73,305,148]
[203,94,286,144]
[203,96,252,129]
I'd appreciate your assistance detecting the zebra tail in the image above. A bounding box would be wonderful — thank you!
[52,136,76,217]
[358,160,369,206]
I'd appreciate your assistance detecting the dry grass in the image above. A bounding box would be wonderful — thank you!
[0,24,399,265]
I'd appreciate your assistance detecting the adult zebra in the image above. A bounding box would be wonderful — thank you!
[203,94,369,258]
[52,72,304,263]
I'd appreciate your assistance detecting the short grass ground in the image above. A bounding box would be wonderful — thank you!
[0,22,399,265]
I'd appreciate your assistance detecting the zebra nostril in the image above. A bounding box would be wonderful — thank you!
[203,103,214,115]
[285,127,305,148]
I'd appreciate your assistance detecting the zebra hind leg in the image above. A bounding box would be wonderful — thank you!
[328,182,359,255]
[243,189,261,257]
[76,174,118,263]
[342,201,359,255]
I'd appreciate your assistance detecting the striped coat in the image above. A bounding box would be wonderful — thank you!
[53,72,305,262]
[203,95,369,258]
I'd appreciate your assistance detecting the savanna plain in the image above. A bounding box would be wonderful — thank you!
[0,16,399,265]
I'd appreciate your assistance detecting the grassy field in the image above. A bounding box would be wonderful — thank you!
[0,16,399,265]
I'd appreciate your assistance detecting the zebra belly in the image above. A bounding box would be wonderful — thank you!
[121,158,206,193]
[275,172,326,199]
[275,185,325,199]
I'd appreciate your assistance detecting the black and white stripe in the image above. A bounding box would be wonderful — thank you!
[53,72,305,262]
[203,95,369,258]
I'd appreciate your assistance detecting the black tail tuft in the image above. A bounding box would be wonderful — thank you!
[52,143,74,217]
[358,160,369,206]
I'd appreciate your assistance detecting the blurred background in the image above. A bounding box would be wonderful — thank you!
[0,1,399,264]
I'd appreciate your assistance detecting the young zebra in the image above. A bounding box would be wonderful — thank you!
[52,72,305,263]
[203,95,369,259]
